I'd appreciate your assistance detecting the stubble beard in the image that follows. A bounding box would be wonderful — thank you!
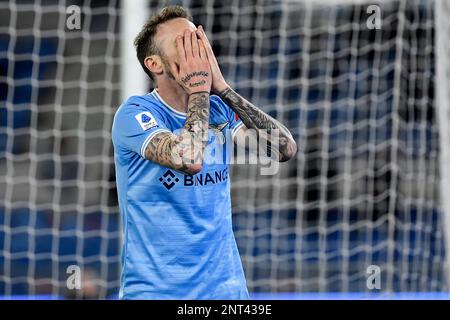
[160,53,176,81]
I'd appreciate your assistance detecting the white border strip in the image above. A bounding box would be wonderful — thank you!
[435,0,450,290]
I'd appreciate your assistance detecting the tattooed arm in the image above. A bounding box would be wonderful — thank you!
[218,87,297,162]
[143,30,212,175]
[195,25,296,162]
[144,92,209,175]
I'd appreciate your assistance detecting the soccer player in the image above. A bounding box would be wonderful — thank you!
[112,5,297,299]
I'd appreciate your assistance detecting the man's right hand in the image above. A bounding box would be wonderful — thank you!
[171,30,212,95]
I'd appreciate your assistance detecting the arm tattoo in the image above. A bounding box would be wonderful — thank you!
[218,87,296,162]
[144,91,210,174]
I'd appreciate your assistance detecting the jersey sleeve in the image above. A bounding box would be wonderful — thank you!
[210,95,245,140]
[112,102,171,158]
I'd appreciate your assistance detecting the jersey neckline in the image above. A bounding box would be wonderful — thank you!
[150,89,187,118]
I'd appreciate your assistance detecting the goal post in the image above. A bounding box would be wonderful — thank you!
[120,0,149,101]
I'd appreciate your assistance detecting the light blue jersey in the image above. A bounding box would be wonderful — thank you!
[112,89,248,300]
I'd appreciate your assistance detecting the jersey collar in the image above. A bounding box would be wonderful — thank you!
[150,89,187,118]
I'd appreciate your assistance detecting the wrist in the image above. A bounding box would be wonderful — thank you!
[214,82,230,95]
[189,90,210,95]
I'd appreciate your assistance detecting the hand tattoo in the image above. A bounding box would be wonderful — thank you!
[181,71,209,83]
[181,71,209,90]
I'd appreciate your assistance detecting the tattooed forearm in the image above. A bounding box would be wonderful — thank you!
[145,91,210,174]
[219,87,297,162]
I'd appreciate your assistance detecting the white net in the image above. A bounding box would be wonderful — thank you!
[0,0,449,298]
[0,0,121,298]
[222,0,447,293]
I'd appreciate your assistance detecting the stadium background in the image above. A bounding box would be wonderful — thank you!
[1,0,450,299]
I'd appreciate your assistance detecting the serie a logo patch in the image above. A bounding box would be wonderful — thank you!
[135,111,158,131]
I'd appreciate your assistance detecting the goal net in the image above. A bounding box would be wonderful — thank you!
[0,0,449,298]
[226,0,449,294]
[0,0,121,298]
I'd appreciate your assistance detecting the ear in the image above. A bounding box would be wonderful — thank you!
[144,55,163,77]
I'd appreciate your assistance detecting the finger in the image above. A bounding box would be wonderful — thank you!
[196,25,208,46]
[198,25,212,47]
[183,29,192,58]
[191,31,199,58]
[197,26,215,59]
[175,36,186,63]
[198,39,207,60]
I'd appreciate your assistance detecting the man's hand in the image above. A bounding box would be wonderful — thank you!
[171,30,212,95]
[196,25,229,94]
